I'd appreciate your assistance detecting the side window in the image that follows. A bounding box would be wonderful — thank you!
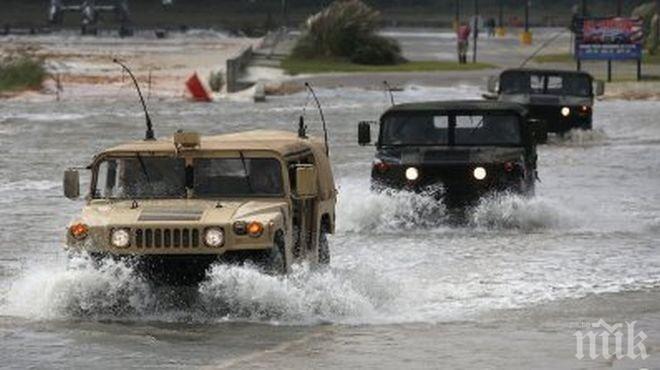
[530,75,544,92]
[547,76,563,92]
[95,160,118,198]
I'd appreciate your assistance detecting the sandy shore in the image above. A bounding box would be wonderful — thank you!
[0,30,260,101]
[1,29,658,102]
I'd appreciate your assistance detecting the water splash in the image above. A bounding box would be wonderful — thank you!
[198,263,398,324]
[548,128,608,147]
[469,193,578,231]
[336,178,448,233]
[2,254,153,320]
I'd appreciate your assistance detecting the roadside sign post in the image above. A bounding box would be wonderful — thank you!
[473,0,479,63]
[520,0,532,45]
[574,17,644,81]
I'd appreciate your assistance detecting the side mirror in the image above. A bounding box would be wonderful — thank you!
[487,75,499,93]
[63,168,80,199]
[594,80,605,96]
[294,164,317,198]
[358,121,372,146]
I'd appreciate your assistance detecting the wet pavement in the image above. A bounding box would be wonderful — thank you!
[1,81,659,368]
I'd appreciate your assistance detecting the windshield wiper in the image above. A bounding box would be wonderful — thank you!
[239,151,254,193]
[135,153,151,183]
[468,117,485,136]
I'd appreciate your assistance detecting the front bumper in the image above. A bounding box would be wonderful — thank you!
[371,163,531,203]
[66,223,273,255]
[86,252,222,285]
[528,105,592,133]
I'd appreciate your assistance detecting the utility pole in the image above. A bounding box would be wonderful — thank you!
[281,0,288,29]
[455,0,460,30]
[472,0,478,63]
[524,1,529,33]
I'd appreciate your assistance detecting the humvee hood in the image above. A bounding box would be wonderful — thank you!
[381,147,526,165]
[78,199,287,226]
[500,94,592,107]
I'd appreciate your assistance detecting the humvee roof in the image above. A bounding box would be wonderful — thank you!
[384,100,528,116]
[103,129,326,156]
[97,129,335,200]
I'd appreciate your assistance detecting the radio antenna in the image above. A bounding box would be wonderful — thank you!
[383,80,396,106]
[304,82,329,155]
[113,58,155,140]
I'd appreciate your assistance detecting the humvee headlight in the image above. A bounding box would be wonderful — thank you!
[405,167,419,181]
[473,167,487,180]
[561,107,570,117]
[204,227,224,248]
[69,223,89,240]
[247,221,264,238]
[110,228,130,248]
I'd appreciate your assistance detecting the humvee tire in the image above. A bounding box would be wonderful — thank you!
[318,230,330,265]
[253,233,286,275]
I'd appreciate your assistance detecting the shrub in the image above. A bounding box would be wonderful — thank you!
[0,56,46,92]
[632,2,659,55]
[349,35,404,65]
[292,0,405,65]
[208,70,225,92]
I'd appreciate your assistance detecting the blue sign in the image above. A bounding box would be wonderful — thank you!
[575,17,644,61]
[577,44,642,60]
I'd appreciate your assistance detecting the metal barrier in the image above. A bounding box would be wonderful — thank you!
[226,46,253,93]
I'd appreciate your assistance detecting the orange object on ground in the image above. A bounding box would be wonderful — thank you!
[185,73,212,102]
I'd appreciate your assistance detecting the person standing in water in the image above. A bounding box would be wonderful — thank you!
[457,22,471,64]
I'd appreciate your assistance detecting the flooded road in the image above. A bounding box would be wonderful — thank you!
[1,85,660,369]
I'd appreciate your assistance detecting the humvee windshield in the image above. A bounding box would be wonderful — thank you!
[193,158,283,197]
[93,156,283,199]
[381,114,522,146]
[500,72,592,97]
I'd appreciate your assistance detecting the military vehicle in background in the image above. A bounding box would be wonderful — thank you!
[486,69,604,143]
[49,0,132,35]
[358,101,540,208]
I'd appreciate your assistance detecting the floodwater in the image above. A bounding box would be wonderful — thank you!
[1,84,660,369]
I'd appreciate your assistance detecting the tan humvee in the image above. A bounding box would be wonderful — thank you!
[63,129,337,278]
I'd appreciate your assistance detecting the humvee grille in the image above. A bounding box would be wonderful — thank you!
[134,228,201,248]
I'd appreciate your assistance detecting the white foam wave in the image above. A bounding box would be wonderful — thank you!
[198,263,398,324]
[336,178,448,233]
[469,193,578,231]
[2,255,153,320]
[0,112,89,123]
[548,128,608,146]
[0,180,60,193]
[336,178,575,233]
[0,256,401,325]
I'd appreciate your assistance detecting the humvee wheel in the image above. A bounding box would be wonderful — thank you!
[318,230,330,266]
[254,233,286,275]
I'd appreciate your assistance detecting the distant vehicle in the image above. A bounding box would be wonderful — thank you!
[63,129,337,283]
[487,69,605,143]
[357,101,541,208]
[49,0,171,36]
